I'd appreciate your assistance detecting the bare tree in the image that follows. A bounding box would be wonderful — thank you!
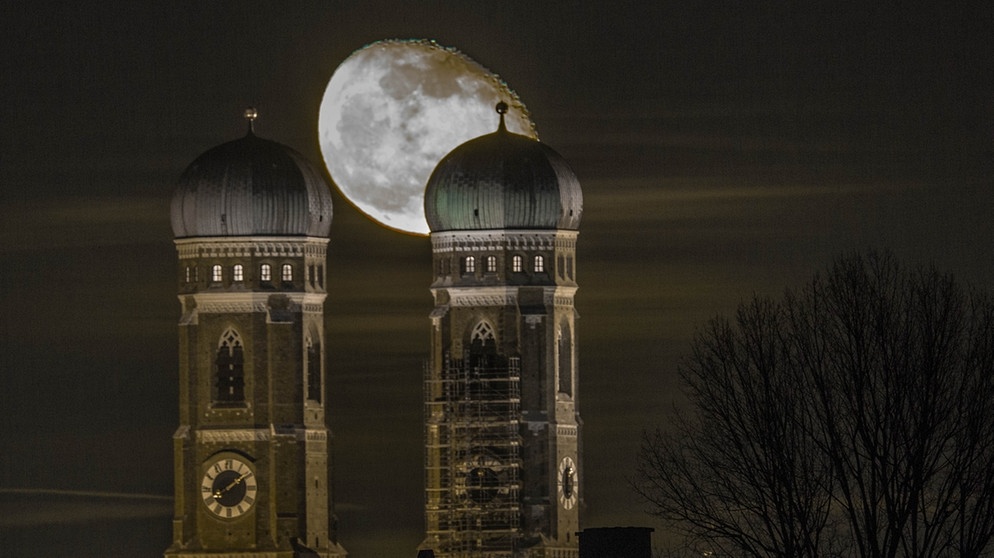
[635,252,994,558]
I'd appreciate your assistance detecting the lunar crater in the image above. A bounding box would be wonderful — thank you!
[318,39,536,235]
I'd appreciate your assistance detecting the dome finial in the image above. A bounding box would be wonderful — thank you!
[244,106,258,135]
[495,101,508,133]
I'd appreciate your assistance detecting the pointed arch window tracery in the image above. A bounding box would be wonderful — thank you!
[214,328,245,404]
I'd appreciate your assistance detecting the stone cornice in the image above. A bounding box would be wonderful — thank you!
[178,292,327,315]
[431,230,578,253]
[433,286,577,307]
[193,427,328,443]
[174,236,329,260]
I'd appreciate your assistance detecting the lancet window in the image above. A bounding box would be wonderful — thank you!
[214,328,245,404]
[306,336,321,403]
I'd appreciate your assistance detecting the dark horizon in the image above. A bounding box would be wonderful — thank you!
[1,2,991,557]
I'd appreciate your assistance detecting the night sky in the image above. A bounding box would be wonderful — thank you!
[1,2,991,557]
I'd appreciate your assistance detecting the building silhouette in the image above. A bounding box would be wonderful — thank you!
[420,103,584,557]
[164,110,346,558]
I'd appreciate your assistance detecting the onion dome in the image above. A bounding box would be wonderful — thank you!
[170,108,333,238]
[424,102,582,232]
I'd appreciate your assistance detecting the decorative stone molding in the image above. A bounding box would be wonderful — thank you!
[431,230,577,254]
[174,236,329,260]
[185,292,326,314]
[437,286,576,308]
[195,428,327,443]
[556,425,578,438]
[197,429,271,443]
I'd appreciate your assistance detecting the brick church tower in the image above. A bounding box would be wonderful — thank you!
[165,110,347,558]
[420,103,584,557]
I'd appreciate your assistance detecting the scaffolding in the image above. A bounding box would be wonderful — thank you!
[425,351,523,558]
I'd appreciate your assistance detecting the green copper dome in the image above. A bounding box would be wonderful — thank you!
[171,117,333,239]
[424,104,582,232]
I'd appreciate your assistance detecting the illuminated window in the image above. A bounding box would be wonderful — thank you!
[260,263,272,282]
[534,255,545,273]
[211,264,223,282]
[486,255,497,273]
[512,255,523,272]
[306,336,321,403]
[281,264,293,282]
[464,256,475,274]
[232,264,244,282]
[215,329,244,404]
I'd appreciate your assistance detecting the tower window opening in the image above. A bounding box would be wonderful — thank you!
[317,265,324,288]
[282,263,293,282]
[485,255,497,273]
[464,256,475,274]
[214,329,245,404]
[185,266,191,283]
[306,337,322,403]
[533,255,545,273]
[308,264,315,286]
[260,263,272,282]
[211,264,223,283]
[558,324,573,396]
[232,264,244,282]
[512,255,523,273]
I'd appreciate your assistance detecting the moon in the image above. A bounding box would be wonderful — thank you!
[318,39,537,235]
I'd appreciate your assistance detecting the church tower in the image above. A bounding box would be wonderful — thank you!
[421,103,584,557]
[165,110,347,558]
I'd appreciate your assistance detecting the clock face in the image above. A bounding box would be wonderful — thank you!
[557,456,578,510]
[459,454,507,504]
[201,455,257,519]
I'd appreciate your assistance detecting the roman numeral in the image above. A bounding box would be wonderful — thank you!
[244,496,255,505]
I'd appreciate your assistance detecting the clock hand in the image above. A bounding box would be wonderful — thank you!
[213,472,250,500]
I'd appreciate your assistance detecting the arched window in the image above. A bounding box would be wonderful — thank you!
[468,321,499,370]
[232,264,244,282]
[281,264,293,282]
[211,264,223,283]
[306,336,321,403]
[512,255,523,273]
[215,329,245,404]
[558,324,573,396]
[534,255,545,273]
[260,263,272,282]
[464,256,476,274]
[485,255,497,273]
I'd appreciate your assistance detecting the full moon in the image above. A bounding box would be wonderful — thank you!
[318,39,537,235]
